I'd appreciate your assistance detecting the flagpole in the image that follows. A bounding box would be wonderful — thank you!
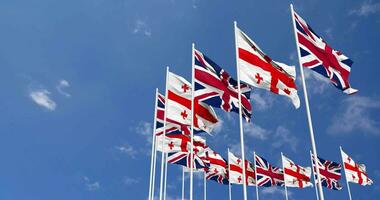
[290,4,325,200]
[253,152,259,200]
[228,148,232,200]
[190,42,195,200]
[234,20,248,200]
[182,167,185,200]
[281,152,289,200]
[151,133,158,200]
[159,67,170,200]
[163,152,168,200]
[340,146,353,200]
[310,151,320,200]
[204,171,207,200]
[148,89,159,200]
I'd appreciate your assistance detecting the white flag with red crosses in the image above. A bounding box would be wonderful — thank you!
[236,27,300,108]
[228,151,256,186]
[155,134,190,153]
[341,148,373,186]
[166,71,218,134]
[282,154,313,188]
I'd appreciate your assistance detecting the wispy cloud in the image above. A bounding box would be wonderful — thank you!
[328,96,380,136]
[349,1,380,16]
[123,176,139,185]
[261,187,292,198]
[115,144,137,158]
[56,79,71,97]
[83,176,100,191]
[132,19,152,37]
[29,89,57,111]
[272,126,298,152]
[250,92,275,111]
[301,69,331,95]
[136,121,153,143]
[244,122,270,140]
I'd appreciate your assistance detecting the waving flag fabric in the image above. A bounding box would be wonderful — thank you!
[341,149,373,186]
[194,48,252,122]
[282,154,313,188]
[311,154,342,190]
[236,27,300,108]
[166,72,219,135]
[228,152,256,186]
[155,92,180,136]
[292,10,358,94]
[205,150,229,185]
[155,134,189,153]
[255,154,284,187]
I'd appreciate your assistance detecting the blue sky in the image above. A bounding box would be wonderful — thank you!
[0,0,379,199]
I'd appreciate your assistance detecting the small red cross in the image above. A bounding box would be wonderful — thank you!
[237,159,241,165]
[181,84,189,93]
[193,147,199,154]
[255,73,263,84]
[214,168,218,173]
[237,176,242,183]
[168,141,174,150]
[180,110,188,120]
[284,88,291,95]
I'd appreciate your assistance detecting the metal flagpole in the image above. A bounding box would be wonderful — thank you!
[290,4,325,200]
[309,151,320,200]
[159,67,170,200]
[233,21,248,200]
[190,43,195,200]
[340,146,353,200]
[182,167,185,200]
[253,152,259,200]
[148,89,159,200]
[152,136,158,200]
[228,148,232,200]
[204,171,207,200]
[163,152,168,200]
[281,152,289,200]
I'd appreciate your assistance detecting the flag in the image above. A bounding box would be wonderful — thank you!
[166,72,219,135]
[282,154,313,188]
[341,149,373,186]
[155,92,181,136]
[155,134,189,153]
[166,135,209,169]
[236,26,300,108]
[311,154,343,190]
[228,152,256,186]
[194,48,252,121]
[205,150,229,185]
[292,9,358,94]
[255,153,284,187]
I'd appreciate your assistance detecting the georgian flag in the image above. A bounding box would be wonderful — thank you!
[236,27,300,108]
[282,154,313,188]
[205,150,229,185]
[228,151,256,186]
[167,72,218,134]
[341,148,373,186]
[155,134,189,153]
[155,92,181,136]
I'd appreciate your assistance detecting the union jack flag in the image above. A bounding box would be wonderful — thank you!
[311,154,343,190]
[255,153,284,187]
[205,150,229,185]
[292,9,358,94]
[194,49,252,122]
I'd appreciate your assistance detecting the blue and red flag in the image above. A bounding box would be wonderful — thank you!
[311,154,343,190]
[255,153,284,187]
[194,49,252,122]
[293,9,358,94]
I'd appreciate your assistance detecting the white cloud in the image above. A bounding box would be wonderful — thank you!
[83,176,100,191]
[115,144,137,158]
[328,96,380,135]
[244,122,270,140]
[261,187,292,198]
[56,79,71,97]
[301,69,330,95]
[212,118,224,135]
[136,121,153,143]
[272,126,298,152]
[132,19,152,37]
[123,176,139,185]
[29,89,57,111]
[250,92,275,111]
[350,1,380,16]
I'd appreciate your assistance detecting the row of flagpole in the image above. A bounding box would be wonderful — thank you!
[147,4,368,200]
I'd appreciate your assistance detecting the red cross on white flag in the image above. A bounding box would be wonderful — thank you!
[341,148,373,186]
[282,154,313,188]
